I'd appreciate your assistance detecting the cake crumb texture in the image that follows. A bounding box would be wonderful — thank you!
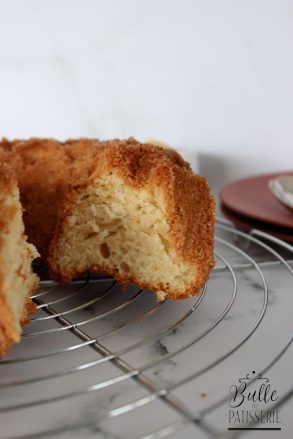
[0,163,39,357]
[48,138,215,300]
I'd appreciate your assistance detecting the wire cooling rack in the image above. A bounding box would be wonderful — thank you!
[0,217,292,439]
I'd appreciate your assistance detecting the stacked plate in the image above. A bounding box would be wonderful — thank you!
[220,171,293,242]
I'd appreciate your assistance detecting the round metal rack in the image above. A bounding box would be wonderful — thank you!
[0,217,292,439]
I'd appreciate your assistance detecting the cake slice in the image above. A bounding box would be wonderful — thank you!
[0,164,39,356]
[48,139,215,300]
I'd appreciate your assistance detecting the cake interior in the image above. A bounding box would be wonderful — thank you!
[51,173,196,298]
[1,184,39,337]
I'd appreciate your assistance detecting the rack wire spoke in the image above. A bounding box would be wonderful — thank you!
[22,287,144,338]
[30,280,117,321]
[30,272,90,300]
[0,289,146,364]
[0,301,165,386]
[138,386,293,439]
[35,278,114,310]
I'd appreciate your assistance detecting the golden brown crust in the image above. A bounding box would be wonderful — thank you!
[0,277,19,356]
[49,138,215,299]
[0,282,38,357]
[0,164,18,356]
[0,138,103,258]
[0,164,38,356]
[20,289,38,325]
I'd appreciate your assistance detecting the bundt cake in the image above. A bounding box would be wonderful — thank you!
[0,163,39,356]
[48,139,215,300]
[0,137,215,301]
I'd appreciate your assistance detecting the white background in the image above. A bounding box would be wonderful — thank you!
[0,0,292,190]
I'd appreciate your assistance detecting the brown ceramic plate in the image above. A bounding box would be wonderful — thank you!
[220,172,293,229]
[220,204,293,243]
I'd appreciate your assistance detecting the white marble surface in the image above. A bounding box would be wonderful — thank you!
[0,1,292,438]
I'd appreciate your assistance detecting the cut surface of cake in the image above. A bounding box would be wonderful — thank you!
[0,164,39,356]
[0,138,102,258]
[49,139,215,300]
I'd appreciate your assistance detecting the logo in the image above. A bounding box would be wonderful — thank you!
[228,371,281,431]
